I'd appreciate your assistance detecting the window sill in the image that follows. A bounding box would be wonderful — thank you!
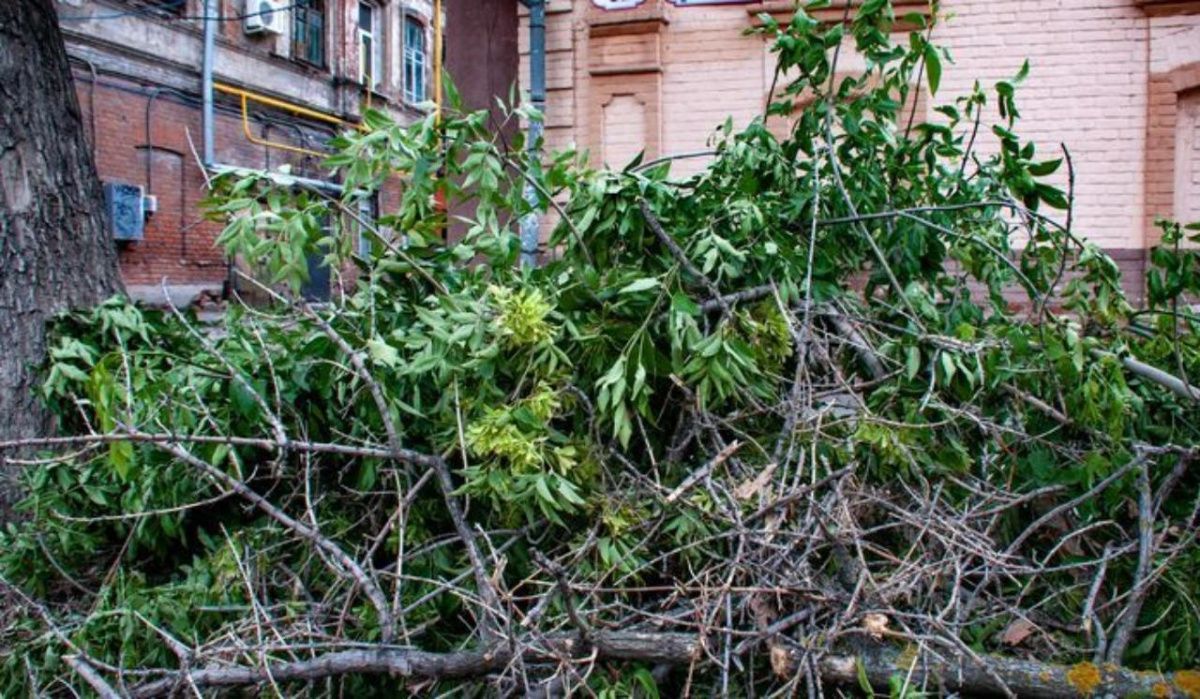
[291,60,330,74]
[270,52,333,79]
[358,85,396,109]
[401,99,433,114]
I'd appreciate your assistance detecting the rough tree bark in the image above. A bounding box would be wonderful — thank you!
[0,0,123,504]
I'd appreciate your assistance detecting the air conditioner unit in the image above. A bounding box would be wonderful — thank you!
[244,0,285,35]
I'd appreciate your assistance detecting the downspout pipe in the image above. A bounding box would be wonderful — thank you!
[201,0,216,167]
[198,0,342,302]
[519,0,546,267]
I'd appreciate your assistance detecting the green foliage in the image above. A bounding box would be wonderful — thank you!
[4,2,1200,695]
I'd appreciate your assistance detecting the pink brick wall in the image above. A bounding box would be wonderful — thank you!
[521,0,1200,257]
[937,0,1150,250]
[658,5,765,167]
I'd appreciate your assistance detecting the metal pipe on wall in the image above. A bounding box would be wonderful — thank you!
[198,0,342,194]
[519,0,546,267]
[434,0,443,121]
[201,0,216,166]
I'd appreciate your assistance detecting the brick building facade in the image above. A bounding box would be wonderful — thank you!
[520,0,1200,293]
[56,0,518,303]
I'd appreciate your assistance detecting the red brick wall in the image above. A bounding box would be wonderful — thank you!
[75,70,367,294]
[66,0,520,299]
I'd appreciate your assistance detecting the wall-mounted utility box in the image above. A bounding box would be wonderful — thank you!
[104,182,145,242]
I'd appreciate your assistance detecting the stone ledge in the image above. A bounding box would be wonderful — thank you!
[589,17,671,38]
[589,63,663,76]
[126,283,223,308]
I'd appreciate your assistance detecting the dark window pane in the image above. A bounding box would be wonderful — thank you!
[358,1,372,31]
[119,0,186,16]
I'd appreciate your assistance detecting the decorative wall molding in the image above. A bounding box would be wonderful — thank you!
[746,0,931,30]
[588,0,668,28]
[589,17,670,38]
[1133,0,1200,17]
[1145,62,1200,244]
[584,1,666,167]
[591,0,648,9]
[592,0,761,7]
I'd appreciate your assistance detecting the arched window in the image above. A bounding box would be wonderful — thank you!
[403,16,428,104]
[292,0,326,67]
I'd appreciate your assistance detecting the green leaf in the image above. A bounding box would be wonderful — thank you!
[859,0,886,15]
[618,278,661,295]
[1014,58,1030,83]
[367,336,401,368]
[905,346,921,381]
[924,44,942,96]
[1036,184,1069,210]
[109,441,133,481]
[535,476,555,506]
[671,292,701,316]
[856,656,873,695]
[1027,158,1062,177]
[230,381,260,420]
[940,352,956,383]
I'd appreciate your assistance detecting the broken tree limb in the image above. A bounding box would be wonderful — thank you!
[63,656,120,699]
[150,439,397,646]
[822,308,886,380]
[639,197,732,317]
[1117,354,1200,404]
[128,631,704,698]
[664,440,742,504]
[810,641,1200,699]
[125,631,1200,699]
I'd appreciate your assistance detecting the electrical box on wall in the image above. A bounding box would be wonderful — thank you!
[244,0,286,34]
[104,182,145,242]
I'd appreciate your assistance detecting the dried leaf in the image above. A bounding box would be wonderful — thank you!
[735,461,778,501]
[1001,618,1036,647]
[862,613,889,639]
[770,644,794,678]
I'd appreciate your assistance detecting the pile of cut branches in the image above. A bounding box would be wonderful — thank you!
[3,2,1200,696]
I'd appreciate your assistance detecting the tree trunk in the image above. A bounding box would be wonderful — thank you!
[0,0,123,506]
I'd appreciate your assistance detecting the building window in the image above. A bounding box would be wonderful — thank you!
[293,0,326,68]
[403,16,428,104]
[118,0,187,16]
[358,1,383,88]
[355,195,380,257]
[156,0,187,14]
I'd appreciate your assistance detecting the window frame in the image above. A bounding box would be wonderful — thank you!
[355,195,381,258]
[402,14,429,105]
[357,1,383,89]
[292,0,327,69]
